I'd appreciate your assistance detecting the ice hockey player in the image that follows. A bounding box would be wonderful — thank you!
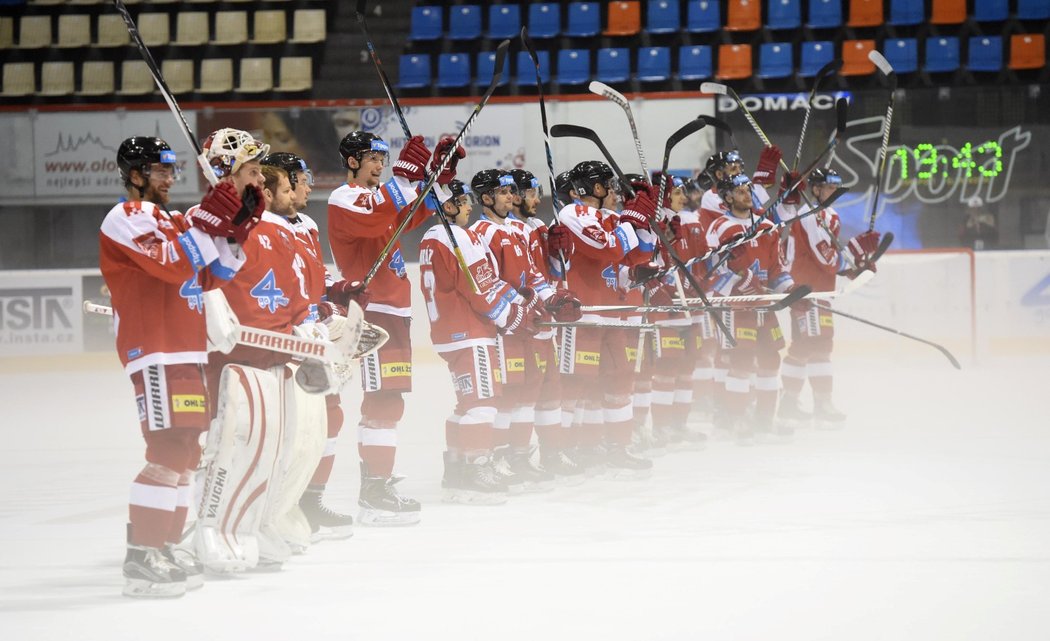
[328,131,463,523]
[778,168,881,430]
[101,135,260,597]
[419,179,547,504]
[708,173,795,444]
[546,160,658,478]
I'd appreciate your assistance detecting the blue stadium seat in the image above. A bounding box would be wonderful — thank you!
[517,50,550,85]
[646,0,681,34]
[487,4,521,40]
[925,36,960,72]
[686,0,720,32]
[799,40,835,76]
[528,3,561,38]
[437,53,470,88]
[397,54,431,89]
[637,46,671,81]
[409,6,442,41]
[883,38,918,74]
[973,0,1008,22]
[557,49,591,85]
[807,0,843,28]
[967,36,1003,71]
[888,0,924,26]
[757,42,794,78]
[448,5,481,40]
[768,0,802,30]
[1018,0,1050,19]
[565,2,600,37]
[679,45,713,80]
[596,47,631,83]
[476,50,509,86]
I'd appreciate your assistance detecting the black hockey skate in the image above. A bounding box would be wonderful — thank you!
[605,445,653,480]
[573,444,608,477]
[162,544,204,590]
[539,448,587,486]
[443,455,508,505]
[299,487,354,540]
[124,544,187,598]
[813,397,846,430]
[492,447,526,494]
[777,391,811,433]
[668,422,709,450]
[358,476,422,527]
[504,447,555,493]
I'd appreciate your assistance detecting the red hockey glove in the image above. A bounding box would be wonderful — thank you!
[752,145,782,186]
[429,135,466,185]
[544,289,583,322]
[627,180,657,202]
[190,182,243,238]
[644,282,674,307]
[619,190,657,231]
[232,184,265,244]
[628,261,662,285]
[779,170,805,206]
[735,268,762,296]
[316,301,347,322]
[327,279,372,309]
[501,301,543,336]
[392,135,431,182]
[518,286,539,312]
[667,215,683,242]
[547,223,575,257]
[848,230,881,272]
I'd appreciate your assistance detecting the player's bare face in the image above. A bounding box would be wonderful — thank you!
[355,152,387,189]
[727,185,753,217]
[269,175,295,218]
[491,186,516,217]
[143,163,176,205]
[812,182,836,203]
[668,185,686,213]
[231,162,264,193]
[520,188,540,216]
[291,176,311,211]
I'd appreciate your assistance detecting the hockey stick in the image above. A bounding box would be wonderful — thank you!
[521,26,569,283]
[867,50,897,232]
[699,114,738,151]
[112,0,215,186]
[816,302,961,370]
[549,124,627,178]
[363,39,511,289]
[354,0,477,293]
[792,59,843,171]
[582,285,812,315]
[589,81,652,182]
[540,320,659,330]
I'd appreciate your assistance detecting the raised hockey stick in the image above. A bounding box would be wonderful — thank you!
[540,319,659,330]
[867,50,897,232]
[521,26,569,284]
[588,81,652,182]
[581,284,813,315]
[816,302,961,369]
[699,114,738,152]
[363,39,511,289]
[354,0,477,293]
[549,124,627,177]
[792,59,843,171]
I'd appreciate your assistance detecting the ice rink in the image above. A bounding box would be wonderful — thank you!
[2,351,1048,641]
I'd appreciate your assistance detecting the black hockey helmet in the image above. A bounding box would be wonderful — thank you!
[619,172,647,196]
[471,169,516,198]
[117,136,177,187]
[809,167,842,186]
[554,170,574,204]
[508,168,539,194]
[338,131,389,167]
[570,160,618,198]
[704,150,744,178]
[262,152,313,189]
[447,178,475,203]
[716,172,752,201]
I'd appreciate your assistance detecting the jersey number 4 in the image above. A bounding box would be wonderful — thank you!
[251,269,290,314]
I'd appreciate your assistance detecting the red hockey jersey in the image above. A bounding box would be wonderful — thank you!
[471,215,554,302]
[708,212,794,295]
[783,204,845,293]
[290,212,331,324]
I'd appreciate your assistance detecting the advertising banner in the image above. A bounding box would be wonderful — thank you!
[0,271,83,356]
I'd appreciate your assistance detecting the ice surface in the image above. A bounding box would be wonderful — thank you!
[1,354,1048,641]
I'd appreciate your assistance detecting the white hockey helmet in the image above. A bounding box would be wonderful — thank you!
[202,128,270,179]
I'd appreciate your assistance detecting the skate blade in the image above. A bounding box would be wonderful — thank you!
[310,526,354,543]
[521,480,556,494]
[442,489,508,505]
[554,474,587,487]
[605,467,653,481]
[185,574,205,590]
[357,508,422,527]
[123,578,187,599]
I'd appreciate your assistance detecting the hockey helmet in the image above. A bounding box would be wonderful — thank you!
[338,131,389,168]
[202,128,269,179]
[809,167,842,186]
[704,150,744,178]
[261,152,313,189]
[570,160,618,198]
[508,168,540,194]
[117,136,177,186]
[447,179,476,204]
[716,172,752,202]
[471,169,516,198]
[554,170,574,204]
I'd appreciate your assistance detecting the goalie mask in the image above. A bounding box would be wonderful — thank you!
[117,136,178,194]
[261,152,313,190]
[203,128,269,179]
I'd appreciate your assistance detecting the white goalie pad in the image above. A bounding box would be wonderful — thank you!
[195,364,284,573]
[259,362,329,555]
[204,290,240,354]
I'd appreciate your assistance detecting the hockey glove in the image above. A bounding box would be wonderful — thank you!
[644,282,675,307]
[429,135,466,185]
[546,223,575,257]
[392,135,431,182]
[316,301,347,322]
[501,301,543,336]
[628,261,662,285]
[328,279,372,310]
[779,170,806,206]
[619,190,657,232]
[544,289,583,322]
[752,145,782,186]
[848,230,881,272]
[190,182,243,239]
[232,184,265,244]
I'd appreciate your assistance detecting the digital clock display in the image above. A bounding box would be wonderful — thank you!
[893,141,1004,181]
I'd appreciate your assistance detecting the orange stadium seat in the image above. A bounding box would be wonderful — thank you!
[717,43,753,79]
[605,2,642,36]
[725,0,761,31]
[841,39,876,74]
[847,0,883,27]
[1009,34,1045,70]
[930,0,966,25]
[77,61,115,96]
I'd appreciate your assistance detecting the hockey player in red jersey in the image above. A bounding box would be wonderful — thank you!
[101,136,260,597]
[546,160,658,477]
[778,168,881,429]
[420,180,547,504]
[328,131,465,520]
[708,173,796,444]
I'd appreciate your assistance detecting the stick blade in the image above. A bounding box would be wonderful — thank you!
[835,97,849,137]
[700,81,728,95]
[355,0,367,20]
[868,50,894,77]
[550,123,595,141]
[815,59,843,82]
[489,39,511,84]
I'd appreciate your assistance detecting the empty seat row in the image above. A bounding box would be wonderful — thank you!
[0,9,325,50]
[0,56,312,97]
[410,0,1050,42]
[398,33,1046,89]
